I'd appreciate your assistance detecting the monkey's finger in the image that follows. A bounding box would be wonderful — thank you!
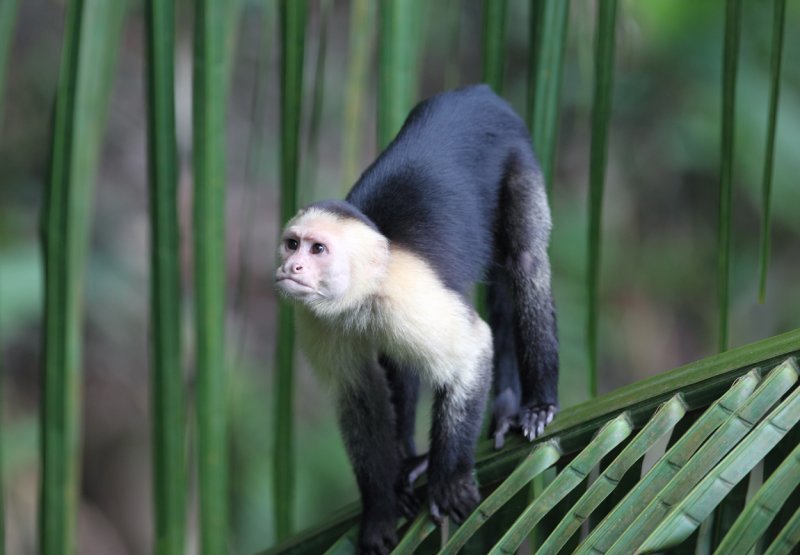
[493,418,511,450]
[537,409,549,436]
[450,504,467,524]
[429,501,444,525]
[406,455,429,485]
[383,531,398,551]
[521,412,539,440]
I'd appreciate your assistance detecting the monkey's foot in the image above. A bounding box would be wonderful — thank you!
[358,518,398,555]
[519,403,557,440]
[429,474,480,525]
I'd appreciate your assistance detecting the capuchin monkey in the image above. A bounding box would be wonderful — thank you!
[275,84,558,554]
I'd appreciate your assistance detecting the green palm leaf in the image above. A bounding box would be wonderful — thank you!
[639,360,800,552]
[491,413,633,554]
[264,328,800,555]
[604,359,798,554]
[715,438,800,555]
[538,395,686,554]
[764,505,800,555]
[577,370,760,553]
[441,441,561,554]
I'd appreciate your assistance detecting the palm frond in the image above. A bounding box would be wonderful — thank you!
[264,328,800,554]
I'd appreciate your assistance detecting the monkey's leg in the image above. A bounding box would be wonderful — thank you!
[487,266,521,450]
[380,355,423,517]
[505,163,559,440]
[427,352,491,524]
[380,355,420,459]
[337,364,402,555]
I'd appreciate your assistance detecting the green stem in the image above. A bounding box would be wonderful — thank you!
[145,0,186,552]
[275,0,307,540]
[193,0,230,550]
[587,0,618,398]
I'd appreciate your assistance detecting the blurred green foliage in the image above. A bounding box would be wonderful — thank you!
[0,0,799,553]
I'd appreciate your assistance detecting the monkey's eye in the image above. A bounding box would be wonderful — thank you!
[285,238,299,251]
[311,243,326,255]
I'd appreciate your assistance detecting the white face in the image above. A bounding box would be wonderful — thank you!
[274,212,352,305]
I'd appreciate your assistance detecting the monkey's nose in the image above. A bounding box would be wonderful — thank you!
[292,263,303,272]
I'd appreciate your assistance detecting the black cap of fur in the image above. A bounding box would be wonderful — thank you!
[305,199,380,233]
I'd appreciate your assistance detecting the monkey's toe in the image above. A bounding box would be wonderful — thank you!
[519,404,557,440]
[429,474,481,525]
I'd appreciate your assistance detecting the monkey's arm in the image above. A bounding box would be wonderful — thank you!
[335,364,403,555]
[380,249,494,524]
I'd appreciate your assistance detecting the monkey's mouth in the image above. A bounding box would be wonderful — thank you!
[275,276,315,296]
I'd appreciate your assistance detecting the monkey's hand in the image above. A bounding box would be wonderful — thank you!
[519,403,557,441]
[358,517,398,555]
[395,454,428,517]
[429,473,480,525]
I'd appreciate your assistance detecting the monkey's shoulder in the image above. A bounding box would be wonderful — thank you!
[377,248,489,375]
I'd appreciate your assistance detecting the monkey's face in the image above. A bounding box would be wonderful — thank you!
[275,212,353,305]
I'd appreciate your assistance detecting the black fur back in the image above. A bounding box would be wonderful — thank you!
[345,85,538,293]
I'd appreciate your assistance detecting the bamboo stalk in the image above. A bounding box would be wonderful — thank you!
[40,0,126,553]
[587,0,618,397]
[340,0,375,193]
[0,0,19,128]
[275,0,307,541]
[444,0,462,89]
[377,0,414,149]
[144,0,185,552]
[193,0,229,550]
[0,1,18,550]
[305,0,332,197]
[717,0,742,352]
[529,0,569,189]
[757,0,786,303]
[482,0,506,93]
[0,279,4,554]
